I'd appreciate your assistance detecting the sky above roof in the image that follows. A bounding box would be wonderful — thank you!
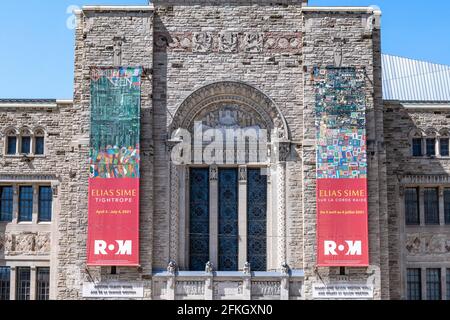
[0,0,448,99]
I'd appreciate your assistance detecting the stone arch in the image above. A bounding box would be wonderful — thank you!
[2,126,18,137]
[168,81,290,141]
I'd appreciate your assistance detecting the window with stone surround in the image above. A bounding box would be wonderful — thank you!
[440,138,449,157]
[38,186,53,222]
[36,267,50,301]
[3,127,46,156]
[0,186,13,222]
[188,166,268,272]
[0,267,10,301]
[407,268,422,300]
[405,188,419,225]
[426,138,436,157]
[18,186,33,222]
[424,188,439,225]
[34,129,45,155]
[16,267,31,301]
[445,189,450,225]
[412,138,423,157]
[426,268,441,300]
[6,129,17,155]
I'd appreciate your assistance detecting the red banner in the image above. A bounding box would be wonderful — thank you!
[87,178,140,266]
[316,179,369,266]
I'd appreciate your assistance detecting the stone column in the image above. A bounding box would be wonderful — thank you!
[169,163,179,264]
[30,266,37,300]
[10,266,16,300]
[238,166,247,270]
[210,166,218,267]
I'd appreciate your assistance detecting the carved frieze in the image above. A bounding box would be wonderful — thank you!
[219,32,238,53]
[241,32,263,53]
[406,233,450,255]
[251,281,281,296]
[193,32,213,53]
[175,281,205,296]
[3,232,51,255]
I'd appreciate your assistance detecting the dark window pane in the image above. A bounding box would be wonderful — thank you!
[247,168,267,271]
[16,267,30,301]
[447,269,450,300]
[37,267,50,300]
[218,168,238,271]
[0,267,10,300]
[426,139,436,156]
[426,268,441,300]
[407,268,421,300]
[19,186,33,222]
[35,137,44,155]
[445,189,450,225]
[189,168,210,271]
[405,188,419,225]
[38,186,52,222]
[440,139,449,157]
[424,188,439,225]
[7,136,16,155]
[412,139,423,156]
[21,136,31,154]
[0,186,13,222]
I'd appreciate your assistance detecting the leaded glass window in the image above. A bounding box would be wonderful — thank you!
[35,136,44,155]
[7,136,16,155]
[412,138,423,156]
[247,168,267,271]
[37,267,50,300]
[426,268,441,300]
[218,169,238,271]
[38,186,52,222]
[426,138,436,156]
[0,186,13,222]
[21,136,31,154]
[424,188,439,225]
[407,268,421,300]
[189,168,209,271]
[16,267,30,301]
[0,267,10,300]
[19,186,33,222]
[405,188,419,225]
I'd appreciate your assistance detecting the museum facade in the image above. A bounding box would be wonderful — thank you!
[1,0,450,300]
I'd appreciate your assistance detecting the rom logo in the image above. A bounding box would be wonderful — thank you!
[324,240,362,256]
[94,240,132,255]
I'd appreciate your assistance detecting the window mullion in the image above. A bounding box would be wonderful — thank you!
[238,165,247,271]
[209,166,218,269]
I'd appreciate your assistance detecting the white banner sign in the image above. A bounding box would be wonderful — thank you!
[313,283,374,299]
[82,282,144,298]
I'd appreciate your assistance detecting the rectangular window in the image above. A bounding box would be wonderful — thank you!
[447,269,450,300]
[412,138,423,156]
[407,268,421,300]
[0,186,13,222]
[7,136,16,155]
[36,267,50,300]
[189,168,210,271]
[426,138,436,156]
[21,136,31,154]
[38,186,52,222]
[16,267,30,300]
[426,268,441,300]
[247,168,267,271]
[445,189,450,225]
[35,137,44,155]
[0,267,10,301]
[218,168,238,271]
[405,188,419,225]
[19,186,33,222]
[440,138,449,157]
[424,188,439,225]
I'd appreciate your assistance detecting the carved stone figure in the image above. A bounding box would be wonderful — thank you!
[219,32,238,53]
[205,261,214,273]
[281,262,290,275]
[243,262,251,274]
[242,33,263,53]
[167,260,177,274]
[193,32,212,53]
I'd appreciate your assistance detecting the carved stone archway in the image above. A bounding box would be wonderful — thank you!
[167,81,290,271]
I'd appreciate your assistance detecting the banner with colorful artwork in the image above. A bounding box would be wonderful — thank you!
[87,67,142,266]
[314,67,369,267]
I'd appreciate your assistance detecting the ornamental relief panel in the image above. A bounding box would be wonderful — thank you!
[155,31,301,53]
[405,233,450,256]
[2,232,51,255]
[175,281,205,296]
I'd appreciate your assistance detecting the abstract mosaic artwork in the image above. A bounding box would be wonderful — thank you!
[314,67,367,179]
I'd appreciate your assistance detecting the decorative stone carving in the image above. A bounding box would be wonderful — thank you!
[0,234,4,252]
[209,166,218,181]
[14,233,35,254]
[193,32,213,53]
[276,141,291,162]
[169,164,179,263]
[176,281,205,296]
[242,32,263,53]
[113,36,124,66]
[405,235,421,254]
[213,281,243,299]
[167,260,177,274]
[277,162,287,265]
[35,233,51,253]
[281,262,290,275]
[205,261,214,274]
[251,281,281,296]
[243,262,251,275]
[239,166,247,181]
[219,32,238,53]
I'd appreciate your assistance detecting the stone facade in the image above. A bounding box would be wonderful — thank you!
[0,0,448,300]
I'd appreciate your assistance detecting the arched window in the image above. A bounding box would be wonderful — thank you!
[410,129,424,157]
[439,129,449,157]
[34,129,45,155]
[5,129,18,155]
[424,129,437,157]
[20,128,32,155]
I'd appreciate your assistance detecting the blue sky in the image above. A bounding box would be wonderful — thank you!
[0,0,448,99]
